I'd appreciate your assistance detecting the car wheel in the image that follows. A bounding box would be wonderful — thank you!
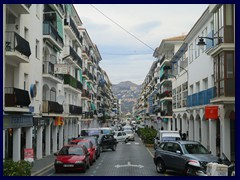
[112,144,116,151]
[125,138,128,143]
[100,146,103,152]
[156,159,166,173]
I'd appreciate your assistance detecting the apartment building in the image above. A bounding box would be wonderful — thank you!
[3,4,115,162]
[135,4,235,161]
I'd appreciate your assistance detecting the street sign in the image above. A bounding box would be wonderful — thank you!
[24,148,34,163]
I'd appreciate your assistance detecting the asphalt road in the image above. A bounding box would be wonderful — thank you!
[40,134,182,176]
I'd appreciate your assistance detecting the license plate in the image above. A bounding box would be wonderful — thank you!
[63,164,74,167]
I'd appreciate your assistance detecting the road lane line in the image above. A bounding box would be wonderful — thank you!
[146,147,154,158]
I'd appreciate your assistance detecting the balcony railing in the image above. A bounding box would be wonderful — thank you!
[69,104,82,115]
[69,46,82,68]
[42,61,64,81]
[64,16,82,45]
[64,74,77,88]
[82,89,91,99]
[5,31,31,58]
[43,22,64,48]
[42,100,63,114]
[82,112,94,119]
[187,87,216,107]
[5,87,31,107]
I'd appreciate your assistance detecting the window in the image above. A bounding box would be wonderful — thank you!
[195,82,200,93]
[35,39,40,59]
[214,51,235,97]
[203,78,208,90]
[24,27,29,41]
[35,81,39,100]
[24,74,28,90]
[189,43,193,63]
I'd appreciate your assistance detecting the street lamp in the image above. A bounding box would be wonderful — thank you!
[197,36,223,50]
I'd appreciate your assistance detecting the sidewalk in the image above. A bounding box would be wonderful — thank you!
[31,154,55,176]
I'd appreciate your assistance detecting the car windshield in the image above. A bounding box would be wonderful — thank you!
[162,137,181,141]
[58,147,84,155]
[77,141,90,148]
[184,143,210,154]
[125,131,132,134]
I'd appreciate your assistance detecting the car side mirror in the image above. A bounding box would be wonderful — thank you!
[54,153,58,156]
[155,137,159,140]
[176,150,182,154]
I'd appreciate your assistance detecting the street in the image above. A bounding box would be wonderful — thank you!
[37,134,183,176]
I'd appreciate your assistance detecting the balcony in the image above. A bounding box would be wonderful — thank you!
[43,22,64,50]
[82,112,94,119]
[5,31,31,64]
[64,104,82,115]
[63,46,82,69]
[4,87,31,111]
[187,87,216,107]
[82,89,91,100]
[42,61,64,83]
[64,16,82,45]
[7,4,31,15]
[42,100,63,114]
[64,74,77,88]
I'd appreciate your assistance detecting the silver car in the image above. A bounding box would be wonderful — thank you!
[153,141,219,174]
[124,130,135,141]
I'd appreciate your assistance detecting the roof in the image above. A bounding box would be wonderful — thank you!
[162,35,186,41]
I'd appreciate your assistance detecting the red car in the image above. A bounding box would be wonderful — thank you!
[54,145,90,173]
[77,139,96,165]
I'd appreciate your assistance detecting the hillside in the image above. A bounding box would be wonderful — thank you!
[112,81,141,115]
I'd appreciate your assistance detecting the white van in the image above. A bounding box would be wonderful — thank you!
[154,130,181,149]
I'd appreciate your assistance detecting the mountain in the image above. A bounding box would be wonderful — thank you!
[112,81,142,115]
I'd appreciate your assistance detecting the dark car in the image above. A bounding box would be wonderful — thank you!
[98,134,118,152]
[54,145,90,173]
[80,136,101,159]
[153,141,219,175]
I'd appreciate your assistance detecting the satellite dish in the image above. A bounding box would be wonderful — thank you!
[57,95,65,105]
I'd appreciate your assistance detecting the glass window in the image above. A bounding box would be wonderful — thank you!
[226,53,234,78]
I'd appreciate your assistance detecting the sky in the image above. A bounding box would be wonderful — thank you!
[74,4,209,85]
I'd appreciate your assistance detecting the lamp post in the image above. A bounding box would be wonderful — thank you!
[197,36,223,50]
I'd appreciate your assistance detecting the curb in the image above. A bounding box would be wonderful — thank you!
[31,162,54,176]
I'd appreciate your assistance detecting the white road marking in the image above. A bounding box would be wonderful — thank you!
[135,142,139,144]
[115,161,144,168]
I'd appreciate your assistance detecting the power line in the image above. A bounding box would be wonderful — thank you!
[89,4,155,52]
[101,52,153,56]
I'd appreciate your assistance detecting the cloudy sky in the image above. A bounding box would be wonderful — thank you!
[74,4,208,85]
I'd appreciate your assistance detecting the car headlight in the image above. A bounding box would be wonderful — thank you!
[75,161,84,164]
[55,160,63,164]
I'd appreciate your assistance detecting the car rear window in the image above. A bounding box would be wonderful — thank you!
[77,141,90,148]
[59,147,84,155]
[184,144,210,154]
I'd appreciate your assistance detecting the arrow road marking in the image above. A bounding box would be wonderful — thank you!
[115,161,144,168]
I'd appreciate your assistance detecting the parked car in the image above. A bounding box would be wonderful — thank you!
[153,141,219,175]
[123,130,135,141]
[54,145,90,173]
[80,128,101,137]
[99,127,114,135]
[123,125,133,131]
[154,130,181,149]
[77,139,96,165]
[80,136,101,159]
[113,131,129,143]
[98,134,118,152]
